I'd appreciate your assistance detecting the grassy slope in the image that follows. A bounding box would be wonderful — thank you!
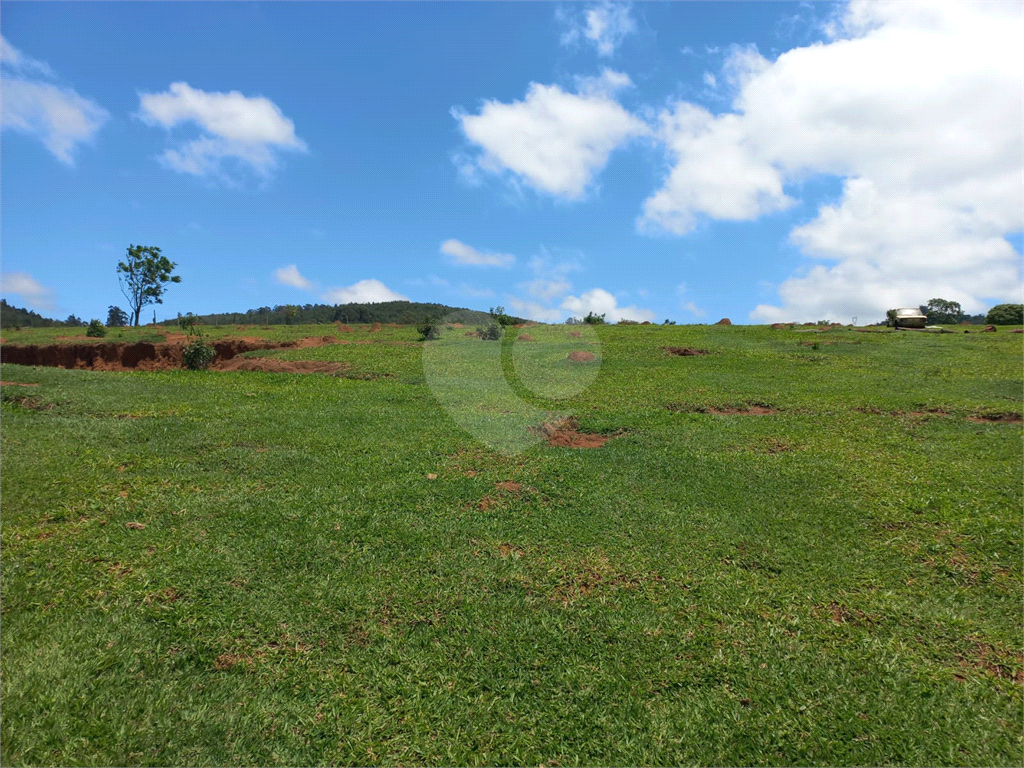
[1,324,1021,766]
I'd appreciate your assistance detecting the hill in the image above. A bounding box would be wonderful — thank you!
[158,300,525,327]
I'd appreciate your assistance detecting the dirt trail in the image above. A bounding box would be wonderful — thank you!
[0,336,343,373]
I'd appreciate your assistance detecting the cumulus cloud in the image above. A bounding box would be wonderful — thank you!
[452,70,648,199]
[441,239,516,267]
[560,3,637,56]
[322,279,408,304]
[274,264,313,290]
[638,1,1023,322]
[138,82,306,178]
[0,36,107,164]
[507,297,565,324]
[561,287,655,323]
[0,271,56,310]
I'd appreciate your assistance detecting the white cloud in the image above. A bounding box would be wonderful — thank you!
[561,287,655,323]
[560,3,637,56]
[322,279,408,305]
[138,82,306,178]
[452,72,649,199]
[638,1,1023,322]
[0,36,107,164]
[0,35,55,78]
[702,72,716,88]
[682,301,707,319]
[525,278,572,302]
[507,297,565,323]
[274,264,313,290]
[441,239,516,267]
[0,271,56,310]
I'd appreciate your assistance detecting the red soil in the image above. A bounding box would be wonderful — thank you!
[0,381,38,387]
[519,334,535,341]
[966,413,1023,424]
[567,351,596,363]
[0,336,342,373]
[664,347,708,356]
[532,418,613,448]
[569,331,582,338]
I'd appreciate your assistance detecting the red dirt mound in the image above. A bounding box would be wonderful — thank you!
[1,381,38,387]
[519,334,535,341]
[532,418,613,448]
[966,413,1022,424]
[569,331,582,338]
[1010,329,1023,333]
[368,323,383,332]
[771,323,792,329]
[452,323,464,328]
[213,358,352,375]
[567,351,596,363]
[337,324,354,333]
[982,325,997,332]
[664,347,708,356]
[716,318,732,325]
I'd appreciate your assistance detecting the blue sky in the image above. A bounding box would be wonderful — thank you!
[2,1,1021,324]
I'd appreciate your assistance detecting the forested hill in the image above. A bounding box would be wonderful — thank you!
[158,301,525,327]
[0,299,64,328]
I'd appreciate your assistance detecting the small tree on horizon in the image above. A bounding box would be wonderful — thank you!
[117,245,181,326]
[106,305,129,327]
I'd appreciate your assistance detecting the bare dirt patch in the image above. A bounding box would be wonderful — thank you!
[1,381,38,387]
[336,324,354,333]
[368,323,383,332]
[966,413,1023,424]
[518,334,536,341]
[664,347,709,356]
[567,351,596,363]
[531,417,615,448]
[495,481,522,493]
[669,403,776,415]
[569,331,582,338]
[0,336,344,373]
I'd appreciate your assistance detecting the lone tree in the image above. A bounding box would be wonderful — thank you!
[921,298,963,325]
[106,305,129,327]
[986,303,1024,325]
[117,245,181,326]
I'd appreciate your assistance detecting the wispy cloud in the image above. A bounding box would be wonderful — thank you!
[322,279,408,304]
[0,271,56,311]
[0,35,108,165]
[559,3,637,57]
[138,82,306,179]
[441,239,516,267]
[274,264,313,290]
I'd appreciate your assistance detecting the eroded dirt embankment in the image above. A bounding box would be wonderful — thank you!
[0,337,342,372]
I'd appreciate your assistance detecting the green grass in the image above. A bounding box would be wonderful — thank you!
[1,324,1021,766]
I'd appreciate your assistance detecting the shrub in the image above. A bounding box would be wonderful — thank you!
[986,303,1024,325]
[418,316,441,340]
[618,318,639,325]
[583,312,606,325]
[183,338,216,370]
[86,319,106,337]
[565,317,583,325]
[489,306,515,327]
[477,322,502,341]
[663,319,677,326]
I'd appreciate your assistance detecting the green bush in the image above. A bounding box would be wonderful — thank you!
[489,306,515,327]
[986,303,1023,325]
[477,322,502,341]
[85,319,106,338]
[417,316,441,341]
[183,339,216,370]
[583,312,606,325]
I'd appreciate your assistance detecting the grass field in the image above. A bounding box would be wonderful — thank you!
[1,323,1022,766]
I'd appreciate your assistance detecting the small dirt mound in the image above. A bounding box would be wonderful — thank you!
[716,318,732,325]
[368,323,383,332]
[519,334,535,341]
[770,323,792,329]
[569,330,582,338]
[669,403,776,415]
[532,418,613,448]
[1009,329,1023,334]
[967,413,1022,424]
[664,347,708,356]
[336,324,354,333]
[1,381,38,387]
[451,323,464,328]
[567,351,596,363]
[982,325,997,332]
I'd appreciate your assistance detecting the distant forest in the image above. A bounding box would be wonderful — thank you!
[156,301,525,327]
[0,299,86,329]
